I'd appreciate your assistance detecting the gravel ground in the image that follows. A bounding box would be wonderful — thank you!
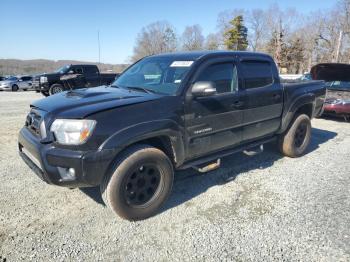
[0,92,349,261]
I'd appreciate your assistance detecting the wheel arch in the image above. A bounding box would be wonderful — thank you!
[99,120,186,168]
[279,94,315,134]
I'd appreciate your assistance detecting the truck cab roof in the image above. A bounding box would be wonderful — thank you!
[150,50,274,61]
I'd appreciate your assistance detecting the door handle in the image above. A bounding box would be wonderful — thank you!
[273,94,281,100]
[231,100,244,108]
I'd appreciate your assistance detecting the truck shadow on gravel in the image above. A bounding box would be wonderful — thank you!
[80,127,337,211]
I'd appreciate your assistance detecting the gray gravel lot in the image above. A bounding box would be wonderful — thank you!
[0,92,349,261]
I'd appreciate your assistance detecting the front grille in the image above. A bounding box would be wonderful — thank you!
[25,110,44,137]
[33,79,40,89]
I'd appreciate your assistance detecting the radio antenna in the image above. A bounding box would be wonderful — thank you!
[98,30,101,64]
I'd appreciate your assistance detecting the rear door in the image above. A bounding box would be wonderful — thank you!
[17,77,25,89]
[240,59,283,142]
[84,66,101,87]
[184,57,245,158]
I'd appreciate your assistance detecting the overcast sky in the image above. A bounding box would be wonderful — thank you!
[0,0,338,64]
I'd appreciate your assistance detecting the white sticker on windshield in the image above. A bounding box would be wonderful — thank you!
[170,61,194,67]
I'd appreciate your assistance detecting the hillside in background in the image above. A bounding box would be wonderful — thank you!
[0,59,129,76]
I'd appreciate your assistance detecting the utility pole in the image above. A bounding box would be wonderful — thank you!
[275,19,283,72]
[98,30,101,64]
[334,30,343,63]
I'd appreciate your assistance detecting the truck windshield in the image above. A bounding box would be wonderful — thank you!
[55,65,70,74]
[112,57,194,95]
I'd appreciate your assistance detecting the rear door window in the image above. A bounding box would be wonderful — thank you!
[85,66,99,75]
[241,61,274,89]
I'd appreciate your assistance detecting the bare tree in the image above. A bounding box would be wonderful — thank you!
[247,9,267,51]
[263,5,300,70]
[204,33,220,50]
[132,21,177,61]
[181,24,205,51]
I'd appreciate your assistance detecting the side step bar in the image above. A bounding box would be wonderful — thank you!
[193,159,221,173]
[243,144,264,156]
[179,136,276,170]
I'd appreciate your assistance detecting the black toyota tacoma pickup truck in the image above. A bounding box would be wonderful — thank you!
[33,64,118,96]
[19,51,325,220]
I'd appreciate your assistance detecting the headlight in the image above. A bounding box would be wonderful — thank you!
[50,119,96,145]
[40,76,48,83]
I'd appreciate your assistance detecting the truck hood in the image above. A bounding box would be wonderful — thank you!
[31,86,160,118]
[0,80,14,85]
[311,63,350,81]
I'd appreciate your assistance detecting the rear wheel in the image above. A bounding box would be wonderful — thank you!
[12,84,19,92]
[101,145,174,221]
[279,114,311,157]
[49,84,64,95]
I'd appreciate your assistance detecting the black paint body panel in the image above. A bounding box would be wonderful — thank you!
[19,51,326,187]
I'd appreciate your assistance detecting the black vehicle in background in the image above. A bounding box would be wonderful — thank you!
[33,64,118,96]
[19,51,325,221]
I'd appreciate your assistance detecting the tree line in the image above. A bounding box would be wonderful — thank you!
[132,0,350,74]
[0,59,128,76]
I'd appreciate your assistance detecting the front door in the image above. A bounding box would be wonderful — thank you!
[184,58,245,158]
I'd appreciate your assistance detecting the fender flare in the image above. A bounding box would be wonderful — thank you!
[279,93,316,133]
[99,119,186,166]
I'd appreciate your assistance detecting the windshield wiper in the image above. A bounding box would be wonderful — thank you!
[123,86,156,94]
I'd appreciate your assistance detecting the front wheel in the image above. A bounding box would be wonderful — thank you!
[49,84,64,95]
[101,145,174,221]
[279,114,311,157]
[12,84,19,92]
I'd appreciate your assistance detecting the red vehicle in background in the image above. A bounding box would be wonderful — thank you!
[311,63,350,121]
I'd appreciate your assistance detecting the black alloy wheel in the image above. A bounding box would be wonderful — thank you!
[123,164,161,207]
[294,122,307,148]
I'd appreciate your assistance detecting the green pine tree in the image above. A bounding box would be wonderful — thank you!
[224,16,248,51]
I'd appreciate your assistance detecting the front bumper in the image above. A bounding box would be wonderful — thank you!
[33,81,50,92]
[0,85,11,91]
[18,127,116,188]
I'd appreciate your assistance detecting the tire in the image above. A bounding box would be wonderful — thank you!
[41,91,49,97]
[101,145,174,221]
[279,114,311,157]
[49,84,64,95]
[12,84,19,92]
[23,89,28,91]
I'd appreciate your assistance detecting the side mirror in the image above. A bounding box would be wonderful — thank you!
[191,81,217,97]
